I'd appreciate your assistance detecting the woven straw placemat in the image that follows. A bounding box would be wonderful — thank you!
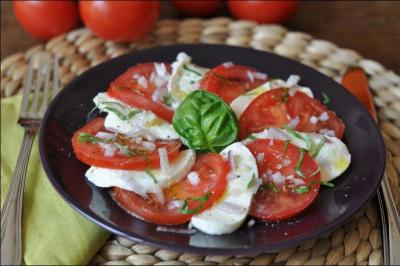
[1,17,399,265]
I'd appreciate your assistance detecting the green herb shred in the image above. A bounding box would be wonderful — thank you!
[321,181,335,188]
[248,134,257,141]
[247,173,256,189]
[312,139,326,158]
[78,133,105,143]
[262,183,279,193]
[281,140,290,163]
[284,125,311,150]
[295,149,306,177]
[293,186,310,193]
[322,92,330,105]
[183,65,202,76]
[144,156,157,183]
[180,192,211,214]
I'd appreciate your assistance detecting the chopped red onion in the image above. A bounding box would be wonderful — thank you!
[318,112,329,121]
[253,72,268,80]
[249,178,262,194]
[168,200,184,209]
[271,172,285,185]
[156,226,197,234]
[142,141,156,151]
[292,178,305,186]
[247,219,255,227]
[310,116,319,125]
[286,75,300,86]
[158,147,170,176]
[267,127,290,141]
[227,150,235,170]
[287,116,300,128]
[256,152,265,162]
[95,131,116,140]
[99,143,117,157]
[187,171,200,186]
[223,61,234,68]
[283,159,292,166]
[216,202,246,214]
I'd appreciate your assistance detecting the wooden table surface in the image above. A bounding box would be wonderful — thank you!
[2,1,400,73]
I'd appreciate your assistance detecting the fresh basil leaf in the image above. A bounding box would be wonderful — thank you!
[173,90,238,152]
[293,186,310,193]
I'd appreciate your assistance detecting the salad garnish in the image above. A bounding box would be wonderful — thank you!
[180,192,212,214]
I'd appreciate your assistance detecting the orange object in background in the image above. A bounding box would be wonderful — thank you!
[13,1,80,40]
[79,1,160,42]
[171,0,222,17]
[341,68,377,119]
[228,0,299,24]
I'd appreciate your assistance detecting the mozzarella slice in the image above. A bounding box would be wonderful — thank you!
[244,128,351,182]
[167,52,208,109]
[93,93,179,140]
[86,149,196,195]
[191,142,259,235]
[307,133,351,182]
[230,76,314,118]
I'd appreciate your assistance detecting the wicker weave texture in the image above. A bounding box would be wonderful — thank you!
[1,17,399,265]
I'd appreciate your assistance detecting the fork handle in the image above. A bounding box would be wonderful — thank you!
[1,131,35,265]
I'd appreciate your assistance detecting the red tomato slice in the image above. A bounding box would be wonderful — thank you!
[112,153,229,225]
[239,88,289,139]
[287,91,345,138]
[200,64,267,104]
[108,63,174,122]
[247,139,321,221]
[71,118,181,170]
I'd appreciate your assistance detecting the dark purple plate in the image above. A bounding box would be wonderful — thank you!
[39,44,385,255]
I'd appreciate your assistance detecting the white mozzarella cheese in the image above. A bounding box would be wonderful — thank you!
[167,52,208,109]
[93,93,179,140]
[86,149,196,195]
[307,133,351,182]
[191,142,259,235]
[230,76,314,118]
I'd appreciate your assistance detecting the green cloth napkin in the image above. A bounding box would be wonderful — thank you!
[1,95,109,265]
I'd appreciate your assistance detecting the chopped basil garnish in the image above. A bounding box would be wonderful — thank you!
[248,134,257,141]
[293,185,310,193]
[281,140,290,163]
[183,65,202,76]
[114,143,135,157]
[321,181,335,188]
[144,156,157,183]
[78,133,108,143]
[295,149,306,178]
[247,173,256,189]
[284,126,311,150]
[322,92,330,105]
[312,139,326,158]
[180,192,211,214]
[262,183,278,193]
[211,72,227,81]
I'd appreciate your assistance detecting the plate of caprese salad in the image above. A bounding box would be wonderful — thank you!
[39,44,385,254]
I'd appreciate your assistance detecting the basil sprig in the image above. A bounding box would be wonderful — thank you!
[172,91,239,152]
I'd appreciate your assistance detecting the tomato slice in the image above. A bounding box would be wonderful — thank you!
[246,139,321,221]
[239,88,346,139]
[287,91,345,139]
[71,118,181,170]
[239,88,289,139]
[112,153,229,225]
[107,62,174,122]
[200,64,267,104]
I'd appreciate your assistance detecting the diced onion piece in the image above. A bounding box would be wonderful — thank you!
[156,226,197,234]
[167,200,184,209]
[267,127,290,141]
[271,172,285,185]
[99,143,117,157]
[287,116,300,128]
[158,147,170,177]
[227,150,236,170]
[250,178,262,194]
[187,171,200,186]
[247,71,255,83]
[319,112,329,121]
[247,219,255,227]
[216,202,246,214]
[310,116,319,125]
[256,152,265,162]
[253,72,268,80]
[286,74,300,86]
[223,61,234,68]
[283,159,292,166]
[95,131,116,140]
[292,178,305,186]
[142,141,156,151]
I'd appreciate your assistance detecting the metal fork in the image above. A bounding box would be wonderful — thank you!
[1,52,60,265]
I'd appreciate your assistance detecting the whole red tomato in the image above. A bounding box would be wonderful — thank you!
[79,1,160,42]
[228,1,299,24]
[13,1,80,40]
[171,0,222,17]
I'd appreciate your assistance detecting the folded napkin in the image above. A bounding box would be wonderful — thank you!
[1,95,109,265]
